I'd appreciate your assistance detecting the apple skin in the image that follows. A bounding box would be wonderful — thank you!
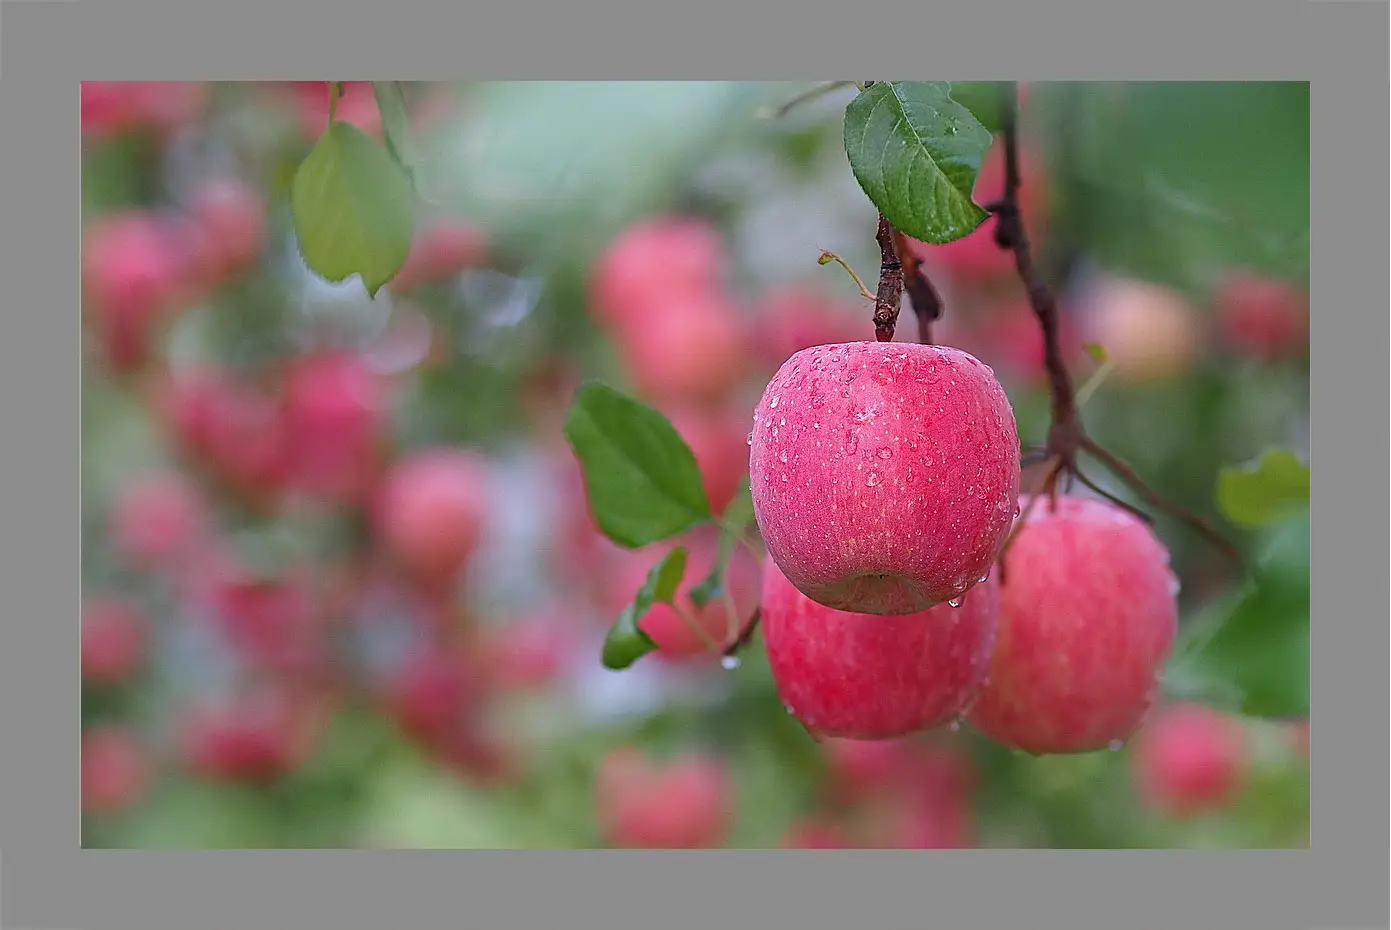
[1131,703,1251,818]
[749,342,1020,615]
[967,494,1179,755]
[762,558,999,739]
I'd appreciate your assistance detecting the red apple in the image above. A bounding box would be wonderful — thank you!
[590,216,725,330]
[374,448,490,587]
[967,494,1179,754]
[821,736,919,803]
[762,558,998,739]
[209,569,326,676]
[82,725,151,816]
[595,748,734,848]
[81,82,205,140]
[107,471,206,570]
[177,692,308,784]
[1214,270,1309,362]
[617,290,748,405]
[82,211,189,374]
[749,342,1020,615]
[1131,703,1251,817]
[380,648,480,748]
[280,350,389,504]
[81,598,148,687]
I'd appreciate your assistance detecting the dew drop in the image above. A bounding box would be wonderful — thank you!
[846,436,859,456]
[812,422,820,429]
[770,397,779,408]
[948,718,962,733]
[866,472,882,488]
[746,433,754,446]
[1013,505,1022,519]
[720,655,741,670]
[948,596,963,608]
[778,451,788,463]
[876,447,893,460]
[1168,575,1182,597]
[977,573,990,584]
[1107,739,1124,752]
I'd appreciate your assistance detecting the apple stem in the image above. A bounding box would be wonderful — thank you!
[872,215,904,342]
[988,82,1243,575]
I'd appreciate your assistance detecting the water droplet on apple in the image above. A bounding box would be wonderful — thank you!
[778,451,788,463]
[770,397,779,408]
[1107,739,1124,752]
[977,573,990,584]
[746,432,754,446]
[866,472,882,487]
[846,435,859,456]
[948,596,963,608]
[948,718,962,733]
[720,655,741,670]
[876,447,892,460]
[1168,575,1181,597]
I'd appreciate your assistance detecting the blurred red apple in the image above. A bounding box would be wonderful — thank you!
[1081,276,1202,383]
[107,471,207,570]
[1131,703,1251,818]
[177,691,310,784]
[590,216,725,330]
[617,290,749,405]
[81,82,205,140]
[374,448,490,588]
[392,218,488,291]
[781,816,854,849]
[280,350,389,505]
[82,211,189,375]
[755,286,866,370]
[595,748,734,848]
[663,403,752,516]
[81,598,148,687]
[1214,270,1309,363]
[82,725,151,816]
[186,178,267,285]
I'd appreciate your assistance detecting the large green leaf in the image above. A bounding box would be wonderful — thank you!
[563,382,712,549]
[843,81,993,244]
[1216,448,1310,528]
[1165,508,1309,718]
[601,547,688,670]
[291,121,416,297]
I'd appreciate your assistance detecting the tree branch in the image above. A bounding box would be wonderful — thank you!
[872,214,904,342]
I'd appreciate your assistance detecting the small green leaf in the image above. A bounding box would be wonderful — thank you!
[601,547,688,670]
[843,81,993,244]
[563,382,713,548]
[1084,342,1109,365]
[1216,448,1310,528]
[291,121,417,297]
[371,82,419,189]
[946,81,1007,134]
[1165,509,1309,718]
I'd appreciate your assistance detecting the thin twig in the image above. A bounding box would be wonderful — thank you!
[762,81,856,119]
[1079,436,1243,568]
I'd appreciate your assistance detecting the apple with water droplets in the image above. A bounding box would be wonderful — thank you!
[967,494,1179,754]
[749,342,1020,615]
[761,557,999,739]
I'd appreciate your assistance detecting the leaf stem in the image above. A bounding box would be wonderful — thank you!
[817,250,876,302]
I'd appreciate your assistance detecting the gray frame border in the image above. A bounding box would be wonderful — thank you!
[4,0,1385,928]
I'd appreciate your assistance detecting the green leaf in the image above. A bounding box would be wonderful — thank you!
[601,547,688,670]
[563,382,713,548]
[371,82,419,189]
[291,121,417,297]
[843,81,993,244]
[1216,448,1310,528]
[1165,509,1309,718]
[947,81,1007,134]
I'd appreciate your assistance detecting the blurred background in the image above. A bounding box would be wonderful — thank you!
[80,81,1309,849]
